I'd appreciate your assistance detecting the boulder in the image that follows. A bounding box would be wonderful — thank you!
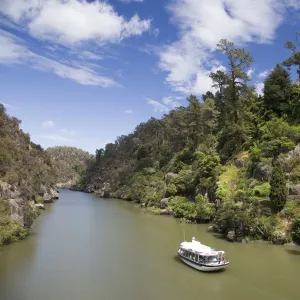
[272,231,287,245]
[160,198,169,209]
[35,203,45,210]
[226,230,236,242]
[160,209,169,215]
[207,225,214,232]
[253,162,272,181]
[289,184,300,195]
[287,144,300,160]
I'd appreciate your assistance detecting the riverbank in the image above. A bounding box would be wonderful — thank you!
[70,185,300,247]
[0,181,59,246]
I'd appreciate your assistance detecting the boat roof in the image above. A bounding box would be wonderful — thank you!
[179,238,224,256]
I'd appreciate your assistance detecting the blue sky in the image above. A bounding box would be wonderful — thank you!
[0,0,299,153]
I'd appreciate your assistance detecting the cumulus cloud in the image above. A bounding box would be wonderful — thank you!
[124,109,133,114]
[159,0,300,95]
[258,69,271,79]
[147,98,169,113]
[119,0,144,3]
[255,82,264,96]
[42,120,55,128]
[0,30,117,87]
[0,0,150,46]
[147,96,184,113]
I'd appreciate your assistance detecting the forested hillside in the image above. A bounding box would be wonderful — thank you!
[0,104,58,245]
[0,107,92,246]
[46,146,92,188]
[84,37,300,244]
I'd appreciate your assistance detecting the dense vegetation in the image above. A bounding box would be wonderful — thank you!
[83,37,300,244]
[0,107,91,246]
[46,146,92,185]
[0,104,58,245]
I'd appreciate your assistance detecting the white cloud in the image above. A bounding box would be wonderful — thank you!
[119,0,144,3]
[41,134,71,142]
[147,98,169,113]
[247,68,255,78]
[152,28,160,37]
[159,0,300,95]
[42,120,55,128]
[258,69,271,79]
[0,0,150,46]
[162,96,181,108]
[124,109,133,114]
[78,51,103,61]
[255,82,264,96]
[0,30,117,87]
[61,128,77,136]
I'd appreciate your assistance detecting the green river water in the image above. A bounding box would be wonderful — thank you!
[0,190,300,300]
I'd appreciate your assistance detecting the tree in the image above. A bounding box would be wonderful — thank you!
[283,33,300,79]
[211,39,254,159]
[269,161,287,213]
[263,64,292,116]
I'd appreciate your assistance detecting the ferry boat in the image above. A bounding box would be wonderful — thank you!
[177,237,229,272]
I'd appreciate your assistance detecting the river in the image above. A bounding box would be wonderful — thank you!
[0,190,300,300]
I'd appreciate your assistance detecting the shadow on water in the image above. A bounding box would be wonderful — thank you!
[285,249,300,256]
[173,255,226,274]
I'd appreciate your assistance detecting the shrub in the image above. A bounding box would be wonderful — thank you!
[270,161,287,213]
[291,217,300,244]
[166,184,177,196]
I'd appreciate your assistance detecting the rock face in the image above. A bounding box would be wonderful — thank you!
[92,182,112,198]
[0,181,21,199]
[42,186,59,203]
[56,180,75,189]
[160,198,169,209]
[0,180,59,228]
[35,203,45,210]
[253,162,272,181]
[226,230,236,242]
[272,231,287,245]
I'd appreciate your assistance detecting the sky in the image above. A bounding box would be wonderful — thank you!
[0,0,300,154]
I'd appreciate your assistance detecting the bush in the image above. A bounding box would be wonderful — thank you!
[171,195,216,222]
[216,165,240,201]
[291,217,300,244]
[270,161,287,213]
[213,200,273,241]
[279,201,300,220]
[166,183,177,196]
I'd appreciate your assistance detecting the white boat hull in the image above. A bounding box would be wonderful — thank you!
[178,255,228,272]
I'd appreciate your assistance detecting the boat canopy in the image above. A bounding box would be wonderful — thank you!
[179,237,224,256]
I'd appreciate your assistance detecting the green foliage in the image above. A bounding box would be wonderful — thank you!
[252,182,271,198]
[171,195,216,222]
[193,151,221,192]
[46,146,92,184]
[216,165,240,201]
[166,183,177,196]
[270,162,287,213]
[291,217,300,244]
[263,64,292,116]
[213,200,273,241]
[279,201,300,220]
[0,199,27,246]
